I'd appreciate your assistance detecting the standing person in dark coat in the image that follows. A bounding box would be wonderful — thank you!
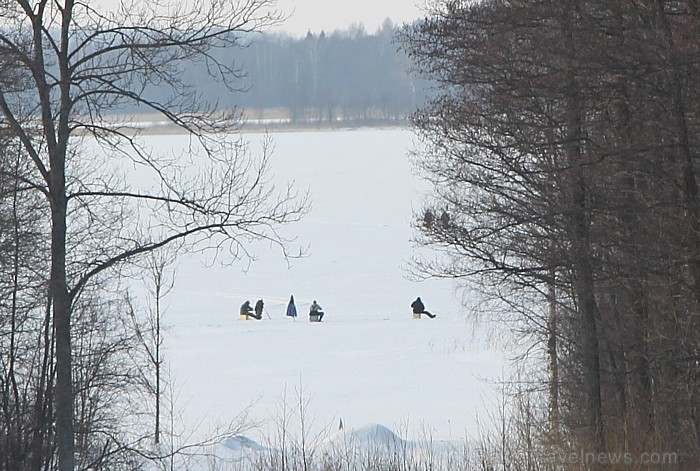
[439,209,450,228]
[286,295,298,318]
[423,209,434,228]
[411,297,436,318]
[253,299,264,320]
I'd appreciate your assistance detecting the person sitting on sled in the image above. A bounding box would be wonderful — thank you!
[411,297,436,318]
[309,300,324,321]
[240,300,256,319]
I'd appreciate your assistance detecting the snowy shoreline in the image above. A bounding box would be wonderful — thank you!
[81,112,409,135]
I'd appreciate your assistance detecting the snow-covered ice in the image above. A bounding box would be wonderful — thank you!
[123,128,510,445]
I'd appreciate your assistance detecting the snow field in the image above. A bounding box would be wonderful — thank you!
[124,129,510,444]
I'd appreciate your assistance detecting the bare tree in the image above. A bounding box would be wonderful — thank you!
[402,0,700,466]
[0,128,56,471]
[127,249,178,447]
[0,1,307,470]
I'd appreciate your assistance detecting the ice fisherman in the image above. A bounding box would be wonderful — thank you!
[286,295,298,317]
[240,300,256,319]
[309,300,324,321]
[440,209,450,228]
[423,209,434,228]
[411,297,436,319]
[253,299,264,320]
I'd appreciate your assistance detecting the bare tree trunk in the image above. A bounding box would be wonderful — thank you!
[50,191,74,471]
[7,151,23,471]
[29,299,55,471]
[148,254,175,446]
[562,1,603,453]
[572,231,603,452]
[546,270,559,441]
[567,120,604,453]
[36,0,77,466]
[155,289,161,446]
[52,21,75,454]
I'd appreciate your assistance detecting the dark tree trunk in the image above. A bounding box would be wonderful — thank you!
[50,190,74,471]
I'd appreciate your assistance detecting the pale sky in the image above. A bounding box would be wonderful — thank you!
[93,0,427,38]
[271,0,426,36]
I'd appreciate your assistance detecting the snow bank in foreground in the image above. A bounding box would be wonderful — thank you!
[178,422,476,471]
[331,423,410,449]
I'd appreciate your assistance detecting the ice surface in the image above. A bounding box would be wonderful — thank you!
[116,128,510,444]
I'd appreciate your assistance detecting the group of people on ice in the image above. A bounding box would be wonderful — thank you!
[240,296,435,321]
[240,295,325,321]
[239,299,267,320]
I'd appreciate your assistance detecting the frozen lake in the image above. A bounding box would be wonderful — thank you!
[117,128,509,443]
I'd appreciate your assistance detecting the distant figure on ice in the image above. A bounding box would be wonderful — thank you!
[252,299,264,320]
[286,295,298,318]
[411,297,436,319]
[309,300,324,322]
[240,300,255,320]
[423,209,434,228]
[439,209,450,228]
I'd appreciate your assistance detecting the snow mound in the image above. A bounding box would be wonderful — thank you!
[221,435,267,452]
[349,424,402,444]
[331,423,410,450]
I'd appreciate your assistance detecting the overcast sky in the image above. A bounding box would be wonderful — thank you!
[93,0,427,37]
[271,0,426,36]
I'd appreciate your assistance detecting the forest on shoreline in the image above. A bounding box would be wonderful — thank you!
[126,21,428,128]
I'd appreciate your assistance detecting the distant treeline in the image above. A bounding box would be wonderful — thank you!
[237,22,428,124]
[137,21,428,125]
